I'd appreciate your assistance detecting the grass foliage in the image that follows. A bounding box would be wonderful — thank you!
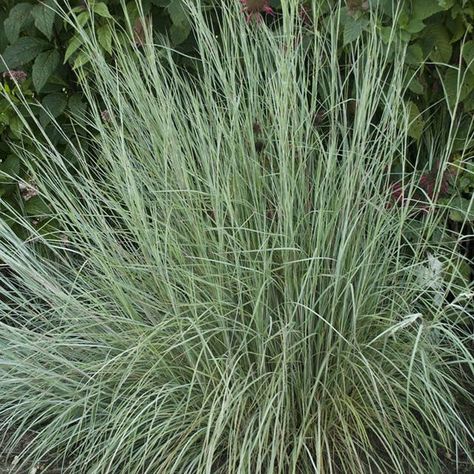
[0,2,472,473]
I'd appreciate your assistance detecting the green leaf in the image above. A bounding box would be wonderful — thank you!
[72,51,90,70]
[442,69,474,109]
[0,12,8,52]
[446,15,467,43]
[448,197,474,222]
[25,195,50,218]
[32,49,60,92]
[463,40,474,73]
[463,90,474,112]
[93,2,113,19]
[380,26,393,44]
[407,76,424,95]
[64,35,83,63]
[9,115,24,138]
[0,154,20,179]
[167,0,187,25]
[3,3,33,44]
[406,43,424,65]
[0,37,50,71]
[170,22,191,45]
[343,16,369,45]
[437,0,454,8]
[40,92,67,127]
[68,93,88,122]
[420,24,452,63]
[406,100,424,140]
[31,0,56,41]
[412,0,444,20]
[97,25,112,53]
[453,118,474,151]
[403,19,425,34]
[76,11,90,28]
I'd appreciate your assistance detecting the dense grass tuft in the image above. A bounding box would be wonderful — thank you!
[0,2,472,473]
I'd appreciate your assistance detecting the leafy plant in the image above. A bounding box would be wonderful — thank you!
[0,3,472,473]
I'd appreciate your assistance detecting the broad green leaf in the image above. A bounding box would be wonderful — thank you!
[399,30,411,42]
[368,0,395,17]
[93,3,113,19]
[457,174,473,192]
[443,69,461,108]
[380,26,394,44]
[170,22,191,45]
[403,19,425,34]
[0,154,20,178]
[412,0,444,20]
[125,1,140,21]
[31,0,56,41]
[64,35,83,63]
[406,43,424,65]
[442,69,474,109]
[452,118,474,151]
[0,12,8,52]
[463,90,474,112]
[407,76,424,95]
[4,3,33,44]
[71,6,87,14]
[77,11,90,28]
[167,0,191,45]
[25,195,50,218]
[40,92,67,127]
[343,16,369,45]
[73,51,90,70]
[448,197,474,222]
[405,100,424,140]
[33,49,60,92]
[420,24,452,63]
[97,25,112,53]
[446,15,467,43]
[68,93,88,122]
[167,0,187,25]
[437,0,454,8]
[463,70,474,101]
[463,40,474,73]
[9,115,24,138]
[0,37,50,71]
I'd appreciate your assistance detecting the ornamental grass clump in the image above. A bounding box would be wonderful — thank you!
[0,2,472,473]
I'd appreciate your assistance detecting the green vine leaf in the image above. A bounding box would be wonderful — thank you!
[0,37,50,71]
[40,92,67,127]
[93,3,113,19]
[343,16,369,45]
[3,3,33,45]
[97,25,113,54]
[420,24,452,63]
[405,100,424,140]
[412,0,444,20]
[448,197,474,222]
[33,49,60,93]
[31,0,56,41]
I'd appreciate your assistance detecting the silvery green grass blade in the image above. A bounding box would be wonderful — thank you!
[0,1,472,473]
